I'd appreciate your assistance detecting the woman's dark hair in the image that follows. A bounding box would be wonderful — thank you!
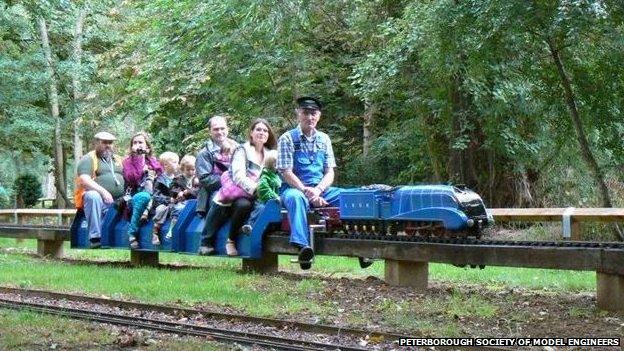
[128,131,155,157]
[248,118,277,150]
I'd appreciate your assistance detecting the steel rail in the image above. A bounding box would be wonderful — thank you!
[0,286,404,341]
[0,298,367,351]
[4,223,624,249]
[0,297,515,351]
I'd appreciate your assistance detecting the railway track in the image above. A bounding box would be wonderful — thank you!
[0,291,367,351]
[4,223,624,249]
[312,231,624,249]
[0,287,516,351]
[0,286,402,341]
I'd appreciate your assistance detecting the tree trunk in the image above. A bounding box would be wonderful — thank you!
[448,72,465,184]
[423,115,442,182]
[72,9,86,170]
[546,40,612,207]
[39,17,69,208]
[362,103,375,157]
[545,39,622,240]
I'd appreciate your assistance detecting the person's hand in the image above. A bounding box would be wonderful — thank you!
[303,186,321,200]
[101,190,114,204]
[310,196,328,207]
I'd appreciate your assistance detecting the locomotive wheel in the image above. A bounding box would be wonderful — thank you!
[388,222,398,236]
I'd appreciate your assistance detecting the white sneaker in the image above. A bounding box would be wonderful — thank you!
[226,239,238,256]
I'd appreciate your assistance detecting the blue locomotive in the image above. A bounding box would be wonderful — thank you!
[338,185,491,238]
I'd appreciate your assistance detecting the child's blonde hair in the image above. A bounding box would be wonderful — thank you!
[221,139,234,155]
[159,151,179,165]
[264,150,278,170]
[180,154,196,170]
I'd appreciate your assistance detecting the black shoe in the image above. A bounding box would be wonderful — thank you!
[298,246,314,270]
[129,235,139,249]
[89,238,101,249]
[358,257,374,269]
[196,211,206,218]
[198,246,215,256]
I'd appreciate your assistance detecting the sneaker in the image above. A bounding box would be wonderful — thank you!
[165,228,173,240]
[298,246,314,270]
[196,210,206,218]
[89,238,101,249]
[140,212,149,224]
[358,257,374,269]
[226,239,238,256]
[151,234,161,246]
[129,235,139,249]
[198,245,215,256]
[241,224,252,234]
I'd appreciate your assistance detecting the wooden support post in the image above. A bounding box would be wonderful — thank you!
[571,219,582,241]
[15,212,24,244]
[242,253,278,274]
[37,239,64,258]
[596,271,624,311]
[130,251,159,267]
[384,259,428,290]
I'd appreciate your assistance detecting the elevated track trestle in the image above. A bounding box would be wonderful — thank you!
[1,224,624,311]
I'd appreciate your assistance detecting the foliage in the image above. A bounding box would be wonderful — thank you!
[1,0,624,208]
[0,186,9,209]
[13,174,41,208]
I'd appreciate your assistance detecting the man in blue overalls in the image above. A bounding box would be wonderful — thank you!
[277,96,343,270]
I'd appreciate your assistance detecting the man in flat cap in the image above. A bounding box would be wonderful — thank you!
[277,96,342,269]
[74,132,125,248]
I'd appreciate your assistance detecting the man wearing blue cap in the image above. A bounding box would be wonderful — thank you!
[277,97,343,269]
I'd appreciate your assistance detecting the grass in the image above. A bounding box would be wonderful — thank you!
[0,309,228,350]
[0,237,597,293]
[445,292,498,318]
[0,236,605,341]
[0,309,114,350]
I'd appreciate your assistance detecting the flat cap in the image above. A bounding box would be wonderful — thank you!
[296,96,323,111]
[94,131,117,141]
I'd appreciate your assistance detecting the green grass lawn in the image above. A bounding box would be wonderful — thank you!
[0,237,596,318]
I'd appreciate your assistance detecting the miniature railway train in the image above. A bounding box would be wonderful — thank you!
[70,185,492,259]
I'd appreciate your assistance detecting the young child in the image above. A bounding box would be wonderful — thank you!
[166,155,199,238]
[212,140,253,206]
[241,150,281,233]
[151,151,180,245]
[212,139,234,176]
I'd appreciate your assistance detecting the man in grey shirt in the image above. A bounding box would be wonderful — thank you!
[195,115,239,217]
[75,132,125,248]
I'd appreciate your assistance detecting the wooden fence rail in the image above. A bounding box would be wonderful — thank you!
[488,208,624,240]
[0,209,76,226]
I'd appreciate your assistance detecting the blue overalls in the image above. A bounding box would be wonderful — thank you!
[281,128,342,247]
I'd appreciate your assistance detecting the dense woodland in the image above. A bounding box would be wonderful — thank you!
[1,0,623,210]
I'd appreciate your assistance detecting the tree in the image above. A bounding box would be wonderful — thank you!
[14,174,42,208]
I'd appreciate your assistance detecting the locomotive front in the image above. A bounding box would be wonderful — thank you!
[339,185,491,238]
